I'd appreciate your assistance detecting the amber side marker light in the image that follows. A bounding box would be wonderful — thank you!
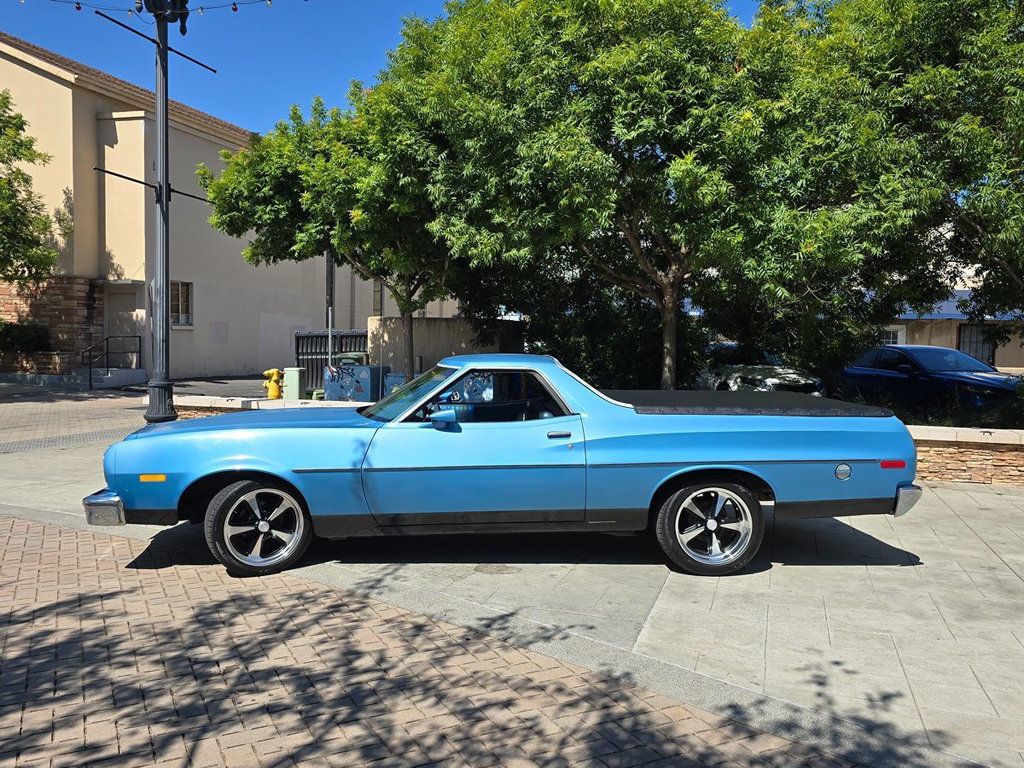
[879,460,906,470]
[139,474,167,483]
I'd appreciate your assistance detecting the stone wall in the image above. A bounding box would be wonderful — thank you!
[909,426,1024,485]
[0,351,78,375]
[0,277,104,366]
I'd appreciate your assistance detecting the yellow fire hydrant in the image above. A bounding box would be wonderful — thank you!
[262,368,283,399]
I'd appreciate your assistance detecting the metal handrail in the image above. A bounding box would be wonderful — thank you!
[80,335,142,390]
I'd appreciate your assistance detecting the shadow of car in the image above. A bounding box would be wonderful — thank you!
[840,344,1021,414]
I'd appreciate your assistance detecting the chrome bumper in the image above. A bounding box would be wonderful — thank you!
[893,484,922,517]
[83,489,126,526]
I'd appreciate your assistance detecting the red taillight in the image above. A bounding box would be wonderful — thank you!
[880,460,906,469]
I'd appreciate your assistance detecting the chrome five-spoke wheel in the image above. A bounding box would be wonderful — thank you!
[654,480,765,576]
[205,480,313,576]
[223,489,305,568]
[674,487,753,566]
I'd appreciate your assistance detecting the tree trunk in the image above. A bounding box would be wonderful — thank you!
[659,288,677,390]
[401,310,415,381]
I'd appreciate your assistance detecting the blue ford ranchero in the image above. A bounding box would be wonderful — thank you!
[84,353,921,577]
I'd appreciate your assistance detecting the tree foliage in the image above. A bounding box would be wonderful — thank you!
[199,91,451,379]
[807,0,1024,344]
[0,90,57,283]
[382,0,958,386]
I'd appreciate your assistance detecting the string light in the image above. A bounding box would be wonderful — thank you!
[36,0,295,14]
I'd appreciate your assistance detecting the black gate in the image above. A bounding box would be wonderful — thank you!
[957,323,996,366]
[295,330,369,390]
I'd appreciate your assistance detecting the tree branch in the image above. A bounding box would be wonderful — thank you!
[581,242,659,302]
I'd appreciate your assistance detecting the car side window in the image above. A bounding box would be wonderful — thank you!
[851,349,879,368]
[408,370,568,423]
[876,349,914,372]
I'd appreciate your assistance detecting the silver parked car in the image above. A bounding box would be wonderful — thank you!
[693,343,825,396]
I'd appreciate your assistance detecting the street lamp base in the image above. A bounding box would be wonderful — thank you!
[144,380,178,423]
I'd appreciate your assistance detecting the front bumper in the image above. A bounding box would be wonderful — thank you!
[83,489,178,526]
[894,484,923,517]
[83,488,125,526]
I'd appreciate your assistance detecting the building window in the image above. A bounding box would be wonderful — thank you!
[957,323,995,365]
[881,324,906,345]
[170,281,193,326]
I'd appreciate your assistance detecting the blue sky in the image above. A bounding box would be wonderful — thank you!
[1,0,760,134]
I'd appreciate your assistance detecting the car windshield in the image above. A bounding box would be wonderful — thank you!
[909,348,995,373]
[361,365,458,422]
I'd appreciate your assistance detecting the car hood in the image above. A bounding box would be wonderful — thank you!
[126,406,378,440]
[929,370,1022,391]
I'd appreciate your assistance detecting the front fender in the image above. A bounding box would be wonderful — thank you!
[108,427,373,518]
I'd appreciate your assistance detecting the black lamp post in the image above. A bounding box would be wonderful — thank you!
[142,0,189,423]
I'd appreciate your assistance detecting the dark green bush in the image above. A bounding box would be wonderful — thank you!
[0,320,50,352]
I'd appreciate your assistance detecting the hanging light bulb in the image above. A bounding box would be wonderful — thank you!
[198,5,204,13]
[75,1,82,9]
[231,1,237,10]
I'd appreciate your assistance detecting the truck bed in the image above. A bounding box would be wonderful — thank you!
[601,390,892,417]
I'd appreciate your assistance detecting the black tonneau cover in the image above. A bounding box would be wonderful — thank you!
[601,390,892,418]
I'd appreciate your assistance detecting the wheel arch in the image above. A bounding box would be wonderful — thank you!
[647,467,775,528]
[178,470,308,524]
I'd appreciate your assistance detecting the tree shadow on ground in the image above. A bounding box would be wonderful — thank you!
[0,521,964,767]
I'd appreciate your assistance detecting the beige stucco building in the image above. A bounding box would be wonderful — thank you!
[0,32,454,382]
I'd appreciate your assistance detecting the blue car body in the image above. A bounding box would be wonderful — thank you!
[88,354,919,538]
[841,344,1021,411]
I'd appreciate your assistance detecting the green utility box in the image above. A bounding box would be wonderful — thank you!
[283,367,306,400]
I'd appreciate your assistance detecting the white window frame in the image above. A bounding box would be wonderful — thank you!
[882,324,906,345]
[170,280,193,327]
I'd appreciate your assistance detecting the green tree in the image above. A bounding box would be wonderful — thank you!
[385,0,952,387]
[808,0,1024,345]
[198,94,450,380]
[0,90,57,283]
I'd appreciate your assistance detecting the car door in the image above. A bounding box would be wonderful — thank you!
[874,348,917,404]
[842,348,879,398]
[361,369,587,527]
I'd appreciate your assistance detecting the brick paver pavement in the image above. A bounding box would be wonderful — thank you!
[0,516,856,768]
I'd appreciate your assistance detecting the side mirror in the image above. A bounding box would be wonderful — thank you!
[429,409,458,430]
[895,364,915,377]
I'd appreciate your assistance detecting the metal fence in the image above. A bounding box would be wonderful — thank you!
[294,330,369,390]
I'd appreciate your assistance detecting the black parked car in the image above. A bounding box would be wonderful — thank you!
[841,344,1021,412]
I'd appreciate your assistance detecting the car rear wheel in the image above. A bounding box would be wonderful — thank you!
[654,481,764,576]
[204,480,312,576]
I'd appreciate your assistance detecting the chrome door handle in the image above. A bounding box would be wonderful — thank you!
[547,431,572,439]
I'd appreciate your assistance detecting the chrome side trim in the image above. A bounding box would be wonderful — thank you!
[893,484,922,517]
[83,488,126,526]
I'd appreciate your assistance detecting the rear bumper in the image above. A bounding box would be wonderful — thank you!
[83,489,177,526]
[775,484,922,520]
[894,483,923,517]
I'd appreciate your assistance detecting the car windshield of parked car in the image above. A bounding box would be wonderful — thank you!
[910,348,994,373]
[360,365,458,422]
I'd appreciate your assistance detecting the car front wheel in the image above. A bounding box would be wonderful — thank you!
[204,479,312,576]
[654,481,764,576]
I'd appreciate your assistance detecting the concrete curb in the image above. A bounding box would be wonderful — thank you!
[0,500,978,768]
[168,395,371,410]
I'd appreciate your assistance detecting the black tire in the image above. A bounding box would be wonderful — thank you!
[654,480,765,576]
[204,479,313,576]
